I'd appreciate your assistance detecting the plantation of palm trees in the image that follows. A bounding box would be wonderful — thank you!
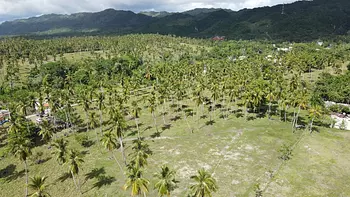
[1,34,350,197]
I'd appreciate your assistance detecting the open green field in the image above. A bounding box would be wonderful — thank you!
[1,97,350,197]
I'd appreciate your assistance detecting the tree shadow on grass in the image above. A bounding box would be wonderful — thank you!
[235,112,244,118]
[169,104,177,109]
[200,115,208,119]
[56,172,71,183]
[150,131,163,138]
[34,157,52,165]
[127,130,138,137]
[161,124,172,131]
[80,150,89,157]
[82,140,95,148]
[0,164,16,179]
[170,115,181,122]
[92,175,116,189]
[247,116,256,121]
[84,167,105,185]
[144,126,152,131]
[6,170,25,183]
[205,120,216,126]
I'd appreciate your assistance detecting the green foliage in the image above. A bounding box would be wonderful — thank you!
[329,104,350,114]
[28,176,50,197]
[278,144,293,161]
[190,169,218,197]
[314,72,350,104]
[255,183,263,197]
[340,120,347,130]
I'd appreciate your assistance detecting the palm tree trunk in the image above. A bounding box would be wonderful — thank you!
[119,137,126,165]
[162,98,166,125]
[64,109,69,128]
[111,151,124,174]
[291,108,296,131]
[152,112,158,132]
[310,117,315,133]
[135,118,140,139]
[76,174,82,194]
[85,111,89,132]
[284,105,288,122]
[99,109,103,137]
[24,160,28,197]
[184,111,192,133]
[295,106,301,127]
[222,94,226,120]
[71,171,78,190]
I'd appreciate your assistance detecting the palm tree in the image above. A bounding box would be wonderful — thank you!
[101,130,124,172]
[308,105,323,133]
[132,101,142,139]
[39,120,54,142]
[97,90,105,137]
[124,167,150,196]
[51,138,68,165]
[28,176,50,197]
[67,149,84,194]
[88,111,99,143]
[190,169,218,197]
[154,165,178,197]
[7,132,32,197]
[148,91,158,132]
[110,108,128,165]
[129,139,152,169]
[266,91,276,120]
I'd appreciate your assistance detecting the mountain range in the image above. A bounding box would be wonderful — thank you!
[0,0,350,41]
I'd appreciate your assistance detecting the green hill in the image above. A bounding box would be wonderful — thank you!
[0,0,350,41]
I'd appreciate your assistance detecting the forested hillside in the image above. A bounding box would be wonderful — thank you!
[0,0,350,41]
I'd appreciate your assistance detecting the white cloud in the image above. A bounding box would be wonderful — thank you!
[0,0,296,22]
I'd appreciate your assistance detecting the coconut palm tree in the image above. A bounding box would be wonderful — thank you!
[51,138,68,165]
[131,101,142,139]
[154,165,178,197]
[308,105,323,133]
[124,167,149,196]
[88,111,99,143]
[148,90,158,132]
[109,107,127,165]
[189,169,218,197]
[28,176,50,197]
[38,120,54,142]
[97,90,105,136]
[101,130,123,172]
[67,149,84,194]
[129,139,152,169]
[7,132,32,197]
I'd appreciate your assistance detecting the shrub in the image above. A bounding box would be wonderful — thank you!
[278,144,293,161]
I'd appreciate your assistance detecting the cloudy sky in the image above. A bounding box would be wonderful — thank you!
[0,0,296,22]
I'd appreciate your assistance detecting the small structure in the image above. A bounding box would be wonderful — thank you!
[212,36,225,41]
[331,113,350,130]
[317,41,324,46]
[0,110,10,125]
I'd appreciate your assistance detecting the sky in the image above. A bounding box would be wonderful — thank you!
[0,0,296,22]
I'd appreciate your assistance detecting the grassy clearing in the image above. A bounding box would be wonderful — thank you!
[1,95,349,197]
